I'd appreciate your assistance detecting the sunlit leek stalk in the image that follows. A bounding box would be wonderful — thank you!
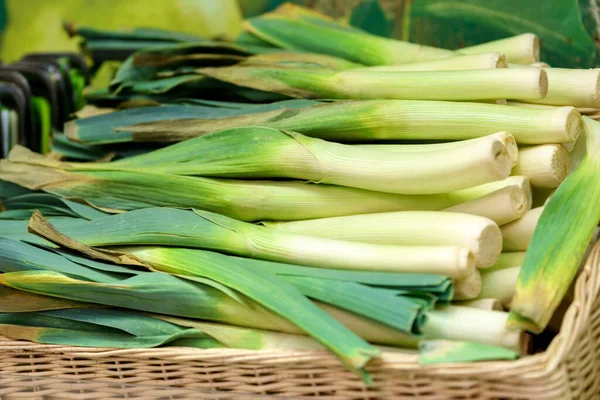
[95,128,514,195]
[509,117,600,333]
[243,3,455,65]
[194,65,548,102]
[0,148,517,222]
[421,305,526,353]
[515,68,600,108]
[459,33,540,64]
[454,298,504,311]
[512,144,570,188]
[501,207,544,251]
[29,208,476,278]
[356,52,507,72]
[478,266,520,307]
[263,211,501,268]
[117,100,581,146]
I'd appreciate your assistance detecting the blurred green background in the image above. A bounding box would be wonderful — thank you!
[0,0,598,68]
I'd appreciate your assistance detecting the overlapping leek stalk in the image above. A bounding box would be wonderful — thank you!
[192,65,548,102]
[501,207,544,251]
[356,53,507,72]
[27,208,476,278]
[114,100,580,145]
[0,148,531,222]
[262,211,501,267]
[84,128,516,195]
[512,144,570,188]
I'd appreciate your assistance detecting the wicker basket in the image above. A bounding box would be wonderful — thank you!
[1,241,600,400]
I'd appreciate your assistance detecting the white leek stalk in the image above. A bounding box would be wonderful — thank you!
[445,185,530,225]
[263,211,502,268]
[501,207,544,251]
[198,66,549,102]
[421,305,526,352]
[356,131,518,167]
[453,270,482,300]
[512,144,570,188]
[459,33,540,64]
[359,52,507,72]
[520,68,600,108]
[477,266,520,307]
[454,298,504,311]
[102,129,517,196]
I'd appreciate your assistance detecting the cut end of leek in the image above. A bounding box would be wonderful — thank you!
[454,298,504,311]
[453,269,482,300]
[512,144,570,188]
[477,222,503,268]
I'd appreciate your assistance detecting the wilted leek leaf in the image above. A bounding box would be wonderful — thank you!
[0,307,218,349]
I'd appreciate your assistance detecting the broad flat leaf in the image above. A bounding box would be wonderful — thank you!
[410,0,595,67]
[349,0,392,38]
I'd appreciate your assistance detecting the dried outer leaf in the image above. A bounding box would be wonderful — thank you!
[0,286,90,312]
[65,101,322,145]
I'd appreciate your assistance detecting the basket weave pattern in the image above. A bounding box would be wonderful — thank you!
[0,241,599,399]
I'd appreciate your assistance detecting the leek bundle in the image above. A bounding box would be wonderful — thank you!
[509,117,600,333]
[84,128,516,195]
[110,100,581,145]
[0,237,378,371]
[28,208,476,278]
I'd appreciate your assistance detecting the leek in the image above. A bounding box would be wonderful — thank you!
[244,4,454,65]
[445,186,530,225]
[357,52,507,72]
[263,211,502,267]
[501,207,544,251]
[421,305,526,353]
[454,298,504,311]
[453,270,482,300]
[521,68,600,108]
[194,65,548,101]
[0,156,507,222]
[512,145,570,188]
[478,266,520,307]
[509,117,600,333]
[117,100,580,145]
[28,209,476,278]
[78,128,515,195]
[459,33,540,64]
